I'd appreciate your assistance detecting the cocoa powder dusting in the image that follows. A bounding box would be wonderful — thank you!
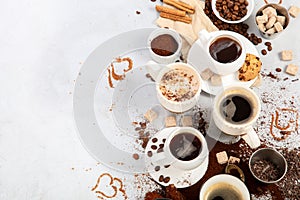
[151,34,178,56]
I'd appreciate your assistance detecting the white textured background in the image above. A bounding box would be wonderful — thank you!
[0,0,299,199]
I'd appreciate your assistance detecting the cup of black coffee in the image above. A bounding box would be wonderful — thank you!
[199,174,250,200]
[151,127,208,170]
[197,30,246,76]
[212,86,261,149]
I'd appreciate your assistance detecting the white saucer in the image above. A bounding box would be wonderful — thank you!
[187,31,259,95]
[145,127,209,188]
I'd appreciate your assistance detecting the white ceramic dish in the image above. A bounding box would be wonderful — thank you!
[145,127,209,188]
[73,28,214,173]
[187,31,259,95]
[211,0,254,24]
[74,28,161,173]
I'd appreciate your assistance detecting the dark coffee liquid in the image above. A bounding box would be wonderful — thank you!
[205,183,243,200]
[220,95,252,123]
[209,37,242,63]
[212,197,224,200]
[169,133,202,161]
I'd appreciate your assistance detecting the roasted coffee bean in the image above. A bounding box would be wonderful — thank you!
[215,0,249,21]
[267,45,273,51]
[265,42,272,46]
[261,49,267,55]
[204,0,262,46]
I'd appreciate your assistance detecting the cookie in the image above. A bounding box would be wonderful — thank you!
[238,54,262,82]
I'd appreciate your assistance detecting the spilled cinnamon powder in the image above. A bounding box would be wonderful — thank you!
[107,57,133,88]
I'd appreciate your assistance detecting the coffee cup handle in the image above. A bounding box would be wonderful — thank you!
[145,60,164,82]
[241,127,261,149]
[198,29,211,48]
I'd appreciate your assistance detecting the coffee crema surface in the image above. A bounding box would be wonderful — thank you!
[169,133,202,161]
[220,95,252,124]
[159,68,200,102]
[204,182,244,200]
[209,37,242,63]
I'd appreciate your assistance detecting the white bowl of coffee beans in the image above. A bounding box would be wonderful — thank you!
[212,0,254,24]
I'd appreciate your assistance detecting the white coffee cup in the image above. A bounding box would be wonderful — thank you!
[212,86,261,149]
[148,28,182,64]
[152,127,208,170]
[146,62,202,113]
[199,174,250,200]
[197,30,246,76]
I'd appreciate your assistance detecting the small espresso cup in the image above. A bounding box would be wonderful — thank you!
[147,28,182,64]
[199,174,250,200]
[146,62,202,113]
[152,127,208,170]
[212,86,261,149]
[197,30,246,76]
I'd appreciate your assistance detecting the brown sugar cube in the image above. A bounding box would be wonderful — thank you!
[289,5,300,18]
[281,50,293,61]
[200,68,214,81]
[144,109,158,122]
[181,115,193,127]
[262,6,277,17]
[165,116,176,127]
[274,22,284,32]
[266,16,277,29]
[210,74,222,86]
[228,156,240,164]
[286,64,299,76]
[266,27,276,35]
[276,16,286,26]
[256,14,268,24]
[216,151,228,165]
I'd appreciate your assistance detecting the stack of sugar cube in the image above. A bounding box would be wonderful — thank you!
[256,6,286,35]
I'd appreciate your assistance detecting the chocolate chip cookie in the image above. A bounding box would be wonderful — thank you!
[238,53,262,81]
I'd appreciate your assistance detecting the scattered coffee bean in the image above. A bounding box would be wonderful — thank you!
[157,147,164,153]
[154,166,160,171]
[267,45,273,51]
[151,145,157,150]
[133,153,139,160]
[163,177,171,183]
[136,11,141,15]
[162,138,166,143]
[261,49,267,55]
[265,41,272,46]
[147,151,153,157]
[152,138,158,143]
[164,165,171,168]
[276,68,282,72]
[140,122,147,129]
[159,175,164,182]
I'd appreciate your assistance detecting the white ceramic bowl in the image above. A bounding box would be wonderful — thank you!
[211,0,254,24]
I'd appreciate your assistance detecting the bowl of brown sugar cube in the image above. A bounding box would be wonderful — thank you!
[212,0,254,24]
[255,4,290,39]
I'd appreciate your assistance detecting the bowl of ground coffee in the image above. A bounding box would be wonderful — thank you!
[148,28,182,64]
[249,148,287,184]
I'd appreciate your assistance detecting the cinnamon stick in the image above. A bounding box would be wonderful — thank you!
[163,0,195,14]
[160,12,192,24]
[156,5,186,17]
